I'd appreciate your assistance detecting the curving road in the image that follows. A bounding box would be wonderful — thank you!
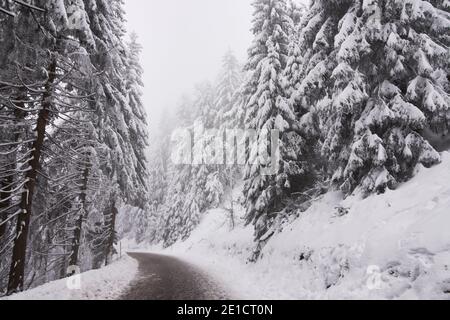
[120,252,231,300]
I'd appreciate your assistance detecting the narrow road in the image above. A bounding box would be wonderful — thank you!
[120,252,231,300]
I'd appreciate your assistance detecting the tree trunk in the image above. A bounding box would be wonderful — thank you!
[0,100,26,241]
[68,154,91,271]
[104,200,118,266]
[7,59,57,295]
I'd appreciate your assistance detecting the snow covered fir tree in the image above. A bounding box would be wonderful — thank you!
[0,0,149,295]
[1,0,450,300]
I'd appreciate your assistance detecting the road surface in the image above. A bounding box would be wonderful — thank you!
[120,252,231,300]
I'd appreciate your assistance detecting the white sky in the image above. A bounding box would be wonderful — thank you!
[123,0,254,132]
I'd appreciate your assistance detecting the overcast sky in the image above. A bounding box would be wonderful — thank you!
[123,0,254,132]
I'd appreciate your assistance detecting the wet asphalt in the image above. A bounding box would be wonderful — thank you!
[119,252,231,300]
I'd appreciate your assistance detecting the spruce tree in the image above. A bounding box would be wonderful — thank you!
[162,84,219,246]
[215,51,243,129]
[241,0,309,258]
[214,51,244,226]
[3,0,96,294]
[82,0,150,264]
[0,0,150,294]
[297,0,450,196]
[124,32,150,208]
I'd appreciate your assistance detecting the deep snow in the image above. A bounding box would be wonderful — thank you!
[157,152,450,300]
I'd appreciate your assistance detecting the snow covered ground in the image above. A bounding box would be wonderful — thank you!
[6,152,450,300]
[2,256,138,300]
[157,152,450,300]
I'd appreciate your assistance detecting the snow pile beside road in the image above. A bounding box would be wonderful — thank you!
[2,256,138,300]
[164,152,450,300]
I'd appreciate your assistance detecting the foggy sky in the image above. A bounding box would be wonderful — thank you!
[123,0,254,132]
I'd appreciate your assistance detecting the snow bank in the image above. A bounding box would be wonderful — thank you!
[2,256,138,300]
[161,152,450,300]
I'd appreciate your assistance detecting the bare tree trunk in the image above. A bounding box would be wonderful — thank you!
[68,155,90,271]
[7,59,57,295]
[104,200,118,266]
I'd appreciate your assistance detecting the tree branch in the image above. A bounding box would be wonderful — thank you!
[0,7,15,17]
[13,0,46,13]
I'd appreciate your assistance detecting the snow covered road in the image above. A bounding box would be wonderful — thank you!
[119,253,231,300]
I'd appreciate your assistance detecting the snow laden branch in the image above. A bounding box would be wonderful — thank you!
[0,0,150,295]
